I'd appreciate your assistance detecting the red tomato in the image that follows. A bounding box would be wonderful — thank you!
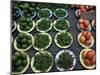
[84,59,91,66]
[85,32,92,40]
[79,18,84,24]
[90,55,96,65]
[84,19,90,28]
[86,50,95,60]
[84,26,89,31]
[82,31,87,36]
[80,23,84,30]
[85,39,92,46]
[80,35,86,44]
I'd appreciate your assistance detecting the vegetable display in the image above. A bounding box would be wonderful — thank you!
[17,16,35,33]
[55,31,73,48]
[54,19,70,31]
[74,5,95,18]
[31,51,54,72]
[12,1,96,74]
[18,2,36,19]
[54,8,68,18]
[78,31,94,48]
[12,1,22,20]
[12,52,30,74]
[80,49,96,69]
[77,18,91,31]
[55,50,76,71]
[33,33,52,50]
[38,8,52,18]
[14,33,33,51]
[36,18,52,32]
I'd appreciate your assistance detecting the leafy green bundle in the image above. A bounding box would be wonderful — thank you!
[38,8,52,18]
[57,51,74,69]
[33,33,51,50]
[56,32,72,47]
[36,19,52,32]
[55,8,67,18]
[33,51,53,72]
[55,19,69,31]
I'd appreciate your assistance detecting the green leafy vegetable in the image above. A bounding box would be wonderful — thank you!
[36,19,52,32]
[33,51,53,72]
[57,51,74,69]
[55,8,67,18]
[55,19,69,31]
[33,33,51,50]
[38,8,52,18]
[56,32,72,47]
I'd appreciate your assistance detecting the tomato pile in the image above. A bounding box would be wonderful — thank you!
[82,50,96,66]
[79,31,92,46]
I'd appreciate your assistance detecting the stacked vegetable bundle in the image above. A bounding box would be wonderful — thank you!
[12,1,96,74]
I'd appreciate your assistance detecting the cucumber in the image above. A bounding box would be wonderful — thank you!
[27,35,31,39]
[22,44,28,49]
[17,44,22,48]
[16,59,22,66]
[21,38,27,44]
[23,60,27,66]
[15,52,20,58]
[20,16,26,22]
[29,22,33,27]
[16,66,23,72]
[28,40,32,45]
[16,38,21,44]
[25,26,30,31]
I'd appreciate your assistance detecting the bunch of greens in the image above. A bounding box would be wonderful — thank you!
[55,19,69,31]
[57,51,74,69]
[33,33,51,50]
[55,8,67,18]
[33,51,53,72]
[16,33,32,49]
[36,19,52,32]
[56,32,72,47]
[38,8,52,18]
[12,52,28,72]
[19,16,33,31]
